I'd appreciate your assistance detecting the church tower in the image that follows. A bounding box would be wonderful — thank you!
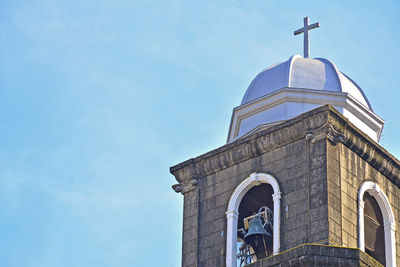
[170,17,400,267]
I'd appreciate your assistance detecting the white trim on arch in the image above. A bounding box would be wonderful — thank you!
[358,181,396,267]
[225,172,281,267]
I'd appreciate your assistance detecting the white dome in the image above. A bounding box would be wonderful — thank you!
[227,55,384,143]
[241,55,372,110]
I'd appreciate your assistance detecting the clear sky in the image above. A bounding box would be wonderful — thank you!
[0,1,399,266]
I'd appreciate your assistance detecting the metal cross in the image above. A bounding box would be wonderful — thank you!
[294,17,320,58]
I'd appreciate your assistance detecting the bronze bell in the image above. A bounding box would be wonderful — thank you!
[244,217,272,260]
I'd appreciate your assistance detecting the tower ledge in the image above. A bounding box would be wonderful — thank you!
[170,105,400,187]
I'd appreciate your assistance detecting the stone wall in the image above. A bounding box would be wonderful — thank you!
[327,142,400,264]
[182,189,199,267]
[191,137,330,266]
[171,105,400,266]
[249,244,383,267]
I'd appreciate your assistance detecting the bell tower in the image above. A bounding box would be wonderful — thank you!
[170,17,399,267]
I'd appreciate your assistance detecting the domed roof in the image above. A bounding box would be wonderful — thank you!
[227,55,384,143]
[241,55,372,110]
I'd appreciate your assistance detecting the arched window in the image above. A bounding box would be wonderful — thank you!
[363,192,385,264]
[226,173,281,267]
[358,181,396,267]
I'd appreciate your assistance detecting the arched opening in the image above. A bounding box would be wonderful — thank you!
[363,192,385,265]
[226,173,281,267]
[237,183,274,266]
[237,183,274,263]
[358,181,396,267]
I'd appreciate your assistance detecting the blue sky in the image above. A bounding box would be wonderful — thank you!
[0,1,399,266]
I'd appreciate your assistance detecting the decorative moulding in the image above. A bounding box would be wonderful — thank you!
[227,87,384,143]
[170,106,400,188]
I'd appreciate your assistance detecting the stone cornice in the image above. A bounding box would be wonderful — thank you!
[170,105,329,184]
[170,105,400,189]
[328,109,400,186]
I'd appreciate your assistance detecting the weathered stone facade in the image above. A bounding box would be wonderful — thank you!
[248,244,383,267]
[170,105,400,266]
